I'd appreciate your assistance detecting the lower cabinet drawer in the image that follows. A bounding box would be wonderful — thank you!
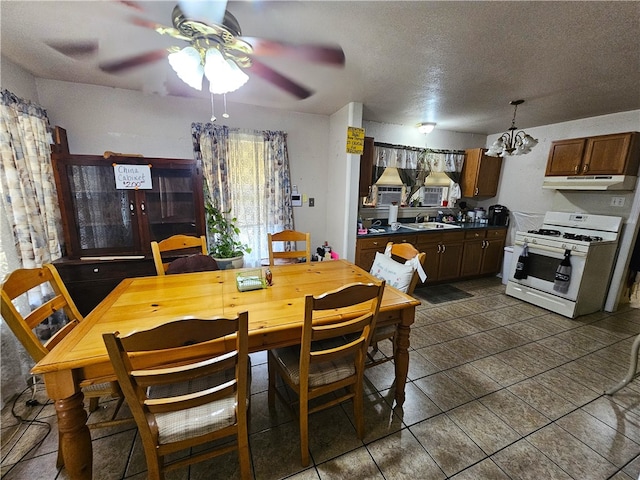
[54,258,156,315]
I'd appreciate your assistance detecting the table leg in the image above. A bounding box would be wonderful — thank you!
[393,312,412,406]
[55,391,92,480]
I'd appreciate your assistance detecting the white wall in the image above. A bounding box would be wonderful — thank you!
[1,56,39,102]
[327,103,362,261]
[363,121,485,150]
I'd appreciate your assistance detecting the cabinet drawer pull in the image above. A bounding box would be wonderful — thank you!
[474,187,479,196]
[574,165,579,174]
[93,268,99,273]
[582,163,589,173]
[441,244,446,253]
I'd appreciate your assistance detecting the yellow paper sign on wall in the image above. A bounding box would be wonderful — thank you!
[346,127,365,154]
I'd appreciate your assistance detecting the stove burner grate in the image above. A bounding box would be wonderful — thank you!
[563,233,603,242]
[528,229,562,236]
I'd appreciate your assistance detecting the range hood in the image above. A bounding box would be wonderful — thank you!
[542,174,637,191]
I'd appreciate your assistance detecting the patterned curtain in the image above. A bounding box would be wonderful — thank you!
[0,89,63,407]
[425,151,466,203]
[192,123,293,267]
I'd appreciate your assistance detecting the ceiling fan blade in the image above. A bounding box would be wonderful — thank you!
[47,40,99,58]
[241,37,345,66]
[247,59,313,99]
[128,15,189,41]
[178,0,228,27]
[100,50,169,73]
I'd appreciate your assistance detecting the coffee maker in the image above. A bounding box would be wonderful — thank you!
[488,205,510,226]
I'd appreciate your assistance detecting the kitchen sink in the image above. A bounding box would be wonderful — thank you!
[400,222,461,231]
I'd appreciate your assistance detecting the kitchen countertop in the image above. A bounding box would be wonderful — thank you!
[357,222,507,237]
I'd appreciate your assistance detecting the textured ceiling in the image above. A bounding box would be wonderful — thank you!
[1,1,639,134]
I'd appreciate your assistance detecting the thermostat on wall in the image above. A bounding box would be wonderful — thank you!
[292,185,302,207]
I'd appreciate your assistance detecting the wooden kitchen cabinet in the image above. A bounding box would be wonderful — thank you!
[545,132,640,176]
[460,228,506,277]
[358,136,375,198]
[52,128,206,258]
[415,231,465,284]
[355,233,417,271]
[461,148,503,198]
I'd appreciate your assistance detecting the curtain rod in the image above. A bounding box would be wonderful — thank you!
[373,141,465,155]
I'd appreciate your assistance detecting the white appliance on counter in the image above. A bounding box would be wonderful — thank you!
[506,212,623,318]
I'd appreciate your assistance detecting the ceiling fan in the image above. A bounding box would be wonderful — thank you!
[91,0,345,99]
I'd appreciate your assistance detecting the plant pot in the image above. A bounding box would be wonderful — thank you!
[213,255,244,270]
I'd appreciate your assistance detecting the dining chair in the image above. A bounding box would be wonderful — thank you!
[103,313,251,480]
[267,281,384,466]
[0,264,127,466]
[151,234,208,275]
[267,229,311,265]
[367,241,426,368]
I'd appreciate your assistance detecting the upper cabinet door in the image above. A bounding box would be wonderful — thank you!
[462,148,503,197]
[53,155,142,257]
[144,161,205,247]
[545,138,587,176]
[583,133,639,175]
[358,136,375,198]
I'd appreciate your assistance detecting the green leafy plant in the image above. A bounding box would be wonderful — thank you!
[205,201,251,259]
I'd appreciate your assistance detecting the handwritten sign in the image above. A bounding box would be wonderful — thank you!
[346,127,365,154]
[113,164,152,189]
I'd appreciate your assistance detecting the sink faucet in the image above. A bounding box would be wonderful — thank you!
[415,213,426,223]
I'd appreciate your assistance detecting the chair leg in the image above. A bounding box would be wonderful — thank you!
[353,384,365,439]
[109,395,125,421]
[88,396,99,412]
[56,437,64,468]
[238,419,252,480]
[606,333,640,395]
[267,353,276,408]
[299,399,309,467]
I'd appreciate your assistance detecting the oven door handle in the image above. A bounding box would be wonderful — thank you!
[514,240,587,257]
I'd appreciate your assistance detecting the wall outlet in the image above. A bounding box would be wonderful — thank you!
[611,196,625,207]
[309,198,315,207]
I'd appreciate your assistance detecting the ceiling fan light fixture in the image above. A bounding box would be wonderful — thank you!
[168,46,204,90]
[204,48,249,94]
[417,122,436,134]
[486,100,538,157]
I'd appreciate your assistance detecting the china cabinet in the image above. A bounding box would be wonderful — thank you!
[50,127,205,314]
[51,128,205,258]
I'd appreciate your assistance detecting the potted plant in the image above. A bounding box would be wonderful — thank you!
[205,201,251,270]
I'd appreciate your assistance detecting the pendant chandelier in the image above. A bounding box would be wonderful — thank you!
[486,100,538,157]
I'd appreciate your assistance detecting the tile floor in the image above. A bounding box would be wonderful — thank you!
[2,276,640,479]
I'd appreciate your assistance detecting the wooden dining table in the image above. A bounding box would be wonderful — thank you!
[32,259,420,480]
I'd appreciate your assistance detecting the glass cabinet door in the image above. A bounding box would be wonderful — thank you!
[145,165,199,242]
[62,161,140,256]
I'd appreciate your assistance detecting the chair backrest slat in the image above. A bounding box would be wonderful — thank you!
[151,234,208,276]
[1,264,83,362]
[268,230,311,265]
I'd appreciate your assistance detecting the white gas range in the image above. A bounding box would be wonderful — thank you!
[506,212,623,318]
